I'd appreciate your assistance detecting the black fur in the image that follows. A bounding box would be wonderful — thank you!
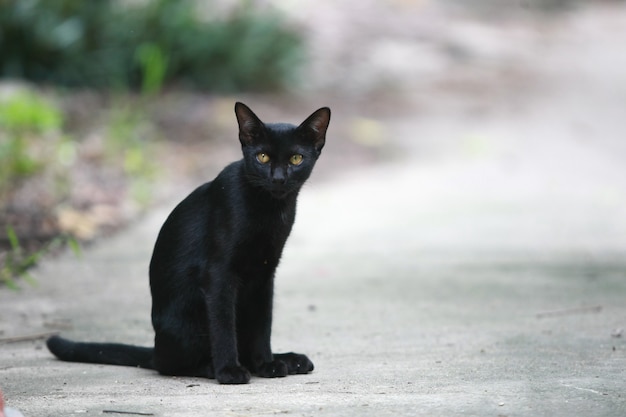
[47,102,331,384]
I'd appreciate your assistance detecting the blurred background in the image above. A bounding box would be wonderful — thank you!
[1,0,625,286]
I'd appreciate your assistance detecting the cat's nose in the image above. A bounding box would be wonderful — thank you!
[271,169,287,184]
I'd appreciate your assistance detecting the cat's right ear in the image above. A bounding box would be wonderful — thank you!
[235,102,265,146]
[299,107,331,154]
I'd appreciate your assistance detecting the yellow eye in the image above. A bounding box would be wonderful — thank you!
[290,154,303,166]
[256,153,270,164]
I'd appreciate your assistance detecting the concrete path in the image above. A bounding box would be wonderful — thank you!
[2,96,625,416]
[2,3,626,417]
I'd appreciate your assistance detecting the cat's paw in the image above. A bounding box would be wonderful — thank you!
[216,365,251,384]
[273,352,314,374]
[256,359,289,378]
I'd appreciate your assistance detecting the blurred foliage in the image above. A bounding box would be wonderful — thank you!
[445,0,591,16]
[0,0,304,92]
[0,91,64,199]
[0,89,80,280]
[135,42,169,95]
[0,87,162,213]
[0,86,160,287]
[104,99,161,207]
[1,225,80,290]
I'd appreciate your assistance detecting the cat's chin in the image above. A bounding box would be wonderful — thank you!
[265,185,297,200]
[267,189,294,199]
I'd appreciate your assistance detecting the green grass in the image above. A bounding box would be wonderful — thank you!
[1,225,81,290]
[0,91,64,199]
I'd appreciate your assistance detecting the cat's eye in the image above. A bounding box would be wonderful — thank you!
[290,154,304,166]
[256,153,270,164]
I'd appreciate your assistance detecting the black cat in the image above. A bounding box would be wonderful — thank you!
[47,102,331,384]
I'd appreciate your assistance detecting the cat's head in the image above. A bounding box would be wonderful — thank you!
[235,102,331,199]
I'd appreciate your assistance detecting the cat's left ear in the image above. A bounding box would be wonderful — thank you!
[299,107,331,153]
[235,102,265,146]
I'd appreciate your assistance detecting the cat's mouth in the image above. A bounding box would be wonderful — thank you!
[266,184,296,199]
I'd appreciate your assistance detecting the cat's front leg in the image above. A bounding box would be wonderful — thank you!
[238,276,289,379]
[255,359,289,378]
[241,289,313,376]
[274,352,314,375]
[214,365,251,384]
[205,270,251,384]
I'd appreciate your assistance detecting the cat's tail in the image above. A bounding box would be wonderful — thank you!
[46,335,154,369]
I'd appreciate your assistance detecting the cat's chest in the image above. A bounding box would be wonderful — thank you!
[229,211,293,277]
[210,173,297,250]
[245,206,294,243]
[240,190,296,231]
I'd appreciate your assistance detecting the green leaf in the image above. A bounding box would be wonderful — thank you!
[1,267,19,291]
[6,226,20,251]
[67,236,82,259]
[21,271,38,287]
[21,251,42,270]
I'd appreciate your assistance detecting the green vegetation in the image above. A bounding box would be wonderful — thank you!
[0,0,305,286]
[445,0,589,16]
[1,226,80,290]
[0,87,162,287]
[104,100,161,207]
[0,0,304,92]
[0,90,77,287]
[0,91,64,200]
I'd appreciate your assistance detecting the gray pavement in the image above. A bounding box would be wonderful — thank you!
[2,3,626,416]
[2,101,625,415]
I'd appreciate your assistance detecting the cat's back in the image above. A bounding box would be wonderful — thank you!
[149,162,247,297]
[156,160,244,237]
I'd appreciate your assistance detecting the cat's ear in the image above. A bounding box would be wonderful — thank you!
[299,107,331,153]
[235,102,265,146]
